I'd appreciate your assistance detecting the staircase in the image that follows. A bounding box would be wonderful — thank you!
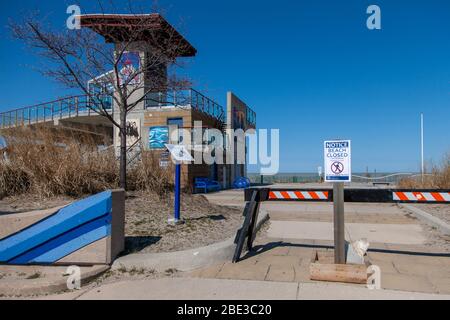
[125,138,142,167]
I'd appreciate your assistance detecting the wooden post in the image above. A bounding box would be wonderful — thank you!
[333,182,345,264]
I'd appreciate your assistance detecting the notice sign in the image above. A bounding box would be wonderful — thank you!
[324,140,351,182]
[165,144,194,162]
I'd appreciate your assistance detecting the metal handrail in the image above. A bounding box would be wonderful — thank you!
[1,88,227,128]
[1,95,86,113]
[144,88,225,123]
[0,95,113,129]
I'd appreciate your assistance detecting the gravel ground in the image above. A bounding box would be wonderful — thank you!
[408,203,450,252]
[0,191,243,254]
[124,191,243,254]
[418,223,450,252]
[412,203,450,224]
[0,194,73,214]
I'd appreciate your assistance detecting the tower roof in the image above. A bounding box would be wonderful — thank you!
[80,13,197,57]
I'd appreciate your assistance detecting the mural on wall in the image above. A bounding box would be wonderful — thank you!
[228,92,255,131]
[116,119,141,147]
[233,109,246,129]
[149,126,169,149]
[118,51,141,86]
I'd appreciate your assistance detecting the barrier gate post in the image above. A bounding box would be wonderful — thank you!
[333,182,345,264]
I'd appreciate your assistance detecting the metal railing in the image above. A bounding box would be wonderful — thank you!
[0,95,113,129]
[1,88,225,128]
[248,172,427,185]
[144,88,225,123]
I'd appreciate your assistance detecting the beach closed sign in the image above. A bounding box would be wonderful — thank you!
[324,140,351,182]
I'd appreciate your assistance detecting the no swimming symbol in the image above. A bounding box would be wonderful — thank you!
[331,162,344,174]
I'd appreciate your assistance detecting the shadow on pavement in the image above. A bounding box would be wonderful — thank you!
[239,241,450,261]
[124,236,162,254]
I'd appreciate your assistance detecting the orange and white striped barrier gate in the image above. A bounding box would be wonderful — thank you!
[393,191,450,202]
[268,190,329,201]
[245,188,450,203]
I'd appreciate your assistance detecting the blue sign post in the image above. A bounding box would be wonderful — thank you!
[174,163,181,222]
[165,144,193,225]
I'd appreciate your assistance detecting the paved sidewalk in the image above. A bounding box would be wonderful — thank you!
[263,202,426,243]
[189,199,450,295]
[39,277,450,300]
[188,243,450,294]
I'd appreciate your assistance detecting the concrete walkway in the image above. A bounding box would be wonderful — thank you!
[0,264,109,296]
[263,202,426,244]
[39,277,450,300]
[195,192,450,295]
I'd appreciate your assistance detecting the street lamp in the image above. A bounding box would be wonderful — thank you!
[421,113,424,184]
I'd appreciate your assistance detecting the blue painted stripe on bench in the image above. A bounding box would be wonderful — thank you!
[32,225,110,264]
[0,191,112,262]
[9,214,111,264]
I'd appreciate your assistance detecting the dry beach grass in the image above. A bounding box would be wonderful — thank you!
[0,127,173,198]
[398,153,450,189]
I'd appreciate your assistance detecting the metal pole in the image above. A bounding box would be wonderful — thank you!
[421,113,424,184]
[333,182,345,264]
[174,163,181,222]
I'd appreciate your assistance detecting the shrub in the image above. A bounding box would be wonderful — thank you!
[398,153,450,189]
[128,151,174,196]
[0,127,174,198]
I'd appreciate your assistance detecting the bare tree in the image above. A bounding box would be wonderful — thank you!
[9,4,194,190]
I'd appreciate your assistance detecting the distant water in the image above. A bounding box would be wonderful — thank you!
[247,172,415,184]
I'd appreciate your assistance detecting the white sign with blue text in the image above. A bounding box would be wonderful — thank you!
[165,144,194,162]
[324,140,351,182]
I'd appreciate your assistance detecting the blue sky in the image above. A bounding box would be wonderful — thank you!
[0,0,449,173]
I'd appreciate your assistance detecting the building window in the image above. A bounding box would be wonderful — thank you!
[167,117,183,127]
[167,118,183,144]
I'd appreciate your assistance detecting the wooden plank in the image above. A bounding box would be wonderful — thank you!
[310,250,369,284]
[232,191,258,263]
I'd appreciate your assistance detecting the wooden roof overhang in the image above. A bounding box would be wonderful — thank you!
[79,13,197,57]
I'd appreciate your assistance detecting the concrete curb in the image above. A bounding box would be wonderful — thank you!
[0,265,110,297]
[66,278,450,300]
[399,203,450,236]
[255,208,270,234]
[112,209,270,272]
